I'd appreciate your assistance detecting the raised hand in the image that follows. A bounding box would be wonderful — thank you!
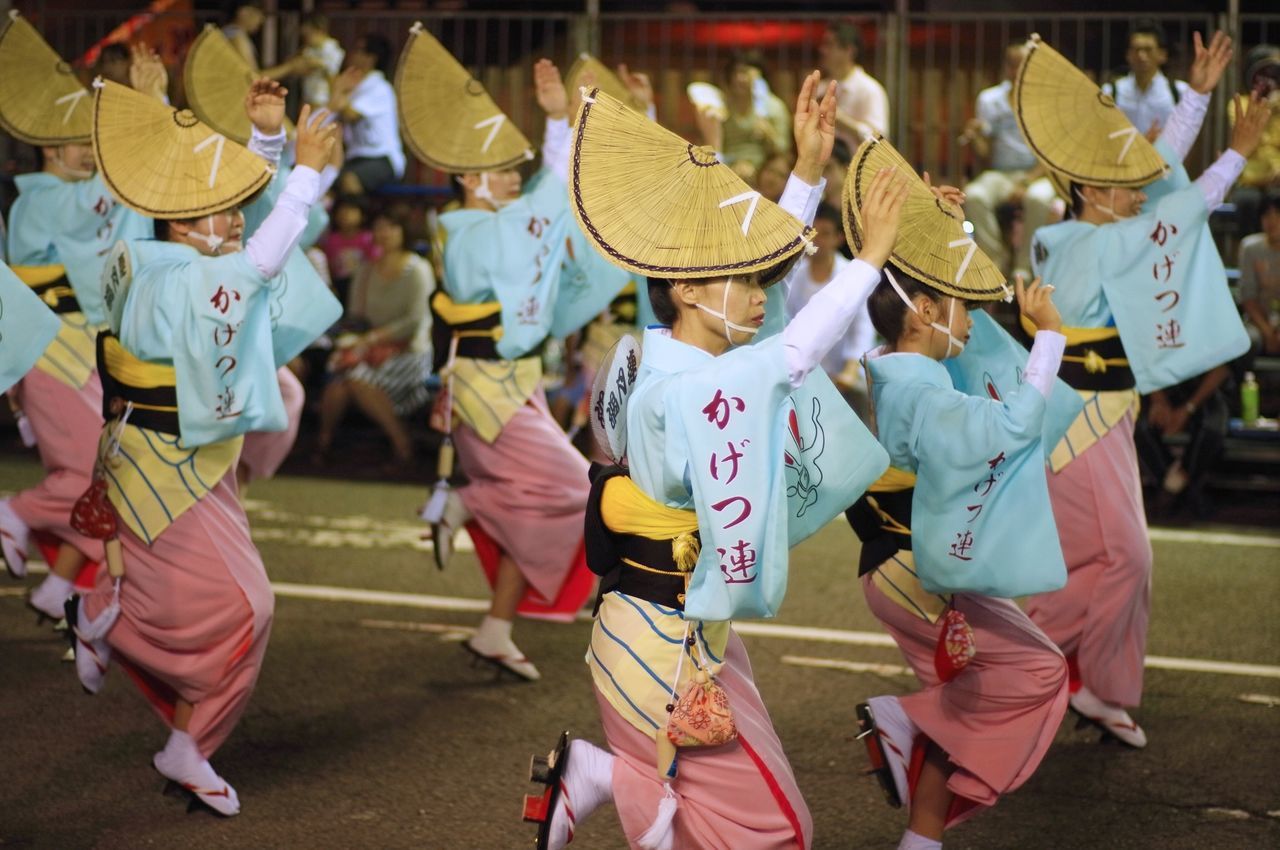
[921,171,965,212]
[295,104,338,172]
[128,42,168,102]
[693,104,724,152]
[1188,31,1234,95]
[793,70,837,183]
[1230,92,1273,158]
[1015,274,1061,333]
[856,167,909,269]
[617,63,654,110]
[534,58,568,121]
[245,76,287,136]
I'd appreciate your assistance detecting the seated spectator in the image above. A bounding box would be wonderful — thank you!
[784,202,876,420]
[1239,192,1280,355]
[1135,366,1232,518]
[819,20,889,148]
[1229,45,1280,238]
[1102,19,1190,138]
[330,33,406,195]
[320,194,378,304]
[961,43,1057,279]
[262,12,345,107]
[720,51,790,175]
[221,1,264,70]
[316,208,434,467]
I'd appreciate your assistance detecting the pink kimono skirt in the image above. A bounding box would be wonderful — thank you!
[84,471,272,757]
[599,630,811,849]
[453,392,594,621]
[1026,414,1152,708]
[11,368,105,580]
[863,573,1069,827]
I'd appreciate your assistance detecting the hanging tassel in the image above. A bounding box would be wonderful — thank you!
[420,478,451,523]
[636,783,678,850]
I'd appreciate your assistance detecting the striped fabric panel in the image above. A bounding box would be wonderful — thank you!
[587,592,731,739]
[1048,389,1139,473]
[33,314,98,389]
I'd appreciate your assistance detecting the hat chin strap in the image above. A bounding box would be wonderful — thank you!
[53,149,94,181]
[472,172,514,209]
[1074,186,1125,221]
[693,277,760,344]
[185,215,232,255]
[884,267,965,356]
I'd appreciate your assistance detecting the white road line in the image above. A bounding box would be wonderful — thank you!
[1237,693,1280,707]
[782,655,912,677]
[266,583,1280,680]
[1147,528,1280,549]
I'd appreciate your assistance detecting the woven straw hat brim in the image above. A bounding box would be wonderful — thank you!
[1014,35,1167,189]
[843,136,1007,301]
[566,53,643,123]
[93,79,271,219]
[395,22,534,173]
[571,87,812,283]
[185,24,292,146]
[0,12,91,145]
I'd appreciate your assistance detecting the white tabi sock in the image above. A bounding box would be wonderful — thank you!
[29,573,74,619]
[868,695,920,808]
[471,615,516,655]
[153,729,240,815]
[547,740,614,850]
[898,828,943,850]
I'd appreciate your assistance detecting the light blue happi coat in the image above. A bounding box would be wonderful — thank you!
[943,310,1084,456]
[0,262,61,394]
[628,328,888,621]
[867,351,1066,598]
[1031,139,1248,393]
[440,170,631,357]
[7,172,153,326]
[103,239,340,447]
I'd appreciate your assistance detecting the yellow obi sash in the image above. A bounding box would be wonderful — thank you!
[433,291,542,443]
[588,474,731,740]
[1020,316,1140,472]
[97,337,241,544]
[13,264,98,389]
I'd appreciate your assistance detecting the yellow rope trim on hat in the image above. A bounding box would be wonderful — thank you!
[10,264,68,286]
[102,334,176,389]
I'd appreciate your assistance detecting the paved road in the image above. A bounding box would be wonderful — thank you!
[1,460,1278,849]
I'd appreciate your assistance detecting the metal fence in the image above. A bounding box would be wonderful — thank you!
[8,3,1279,192]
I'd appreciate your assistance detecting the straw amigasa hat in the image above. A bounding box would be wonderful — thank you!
[566,53,645,122]
[185,24,292,146]
[0,11,92,145]
[843,136,1008,301]
[571,87,813,285]
[395,22,534,173]
[1014,34,1168,200]
[93,78,272,219]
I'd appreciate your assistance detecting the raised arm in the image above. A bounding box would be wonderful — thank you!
[1159,31,1233,161]
[782,167,908,388]
[534,59,571,184]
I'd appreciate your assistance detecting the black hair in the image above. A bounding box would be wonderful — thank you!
[302,12,329,32]
[723,49,768,84]
[830,137,852,169]
[97,43,130,65]
[1068,180,1087,218]
[829,22,864,59]
[333,193,368,215]
[646,277,677,325]
[1261,191,1280,220]
[866,264,943,346]
[359,33,393,76]
[813,201,841,228]
[1129,19,1169,51]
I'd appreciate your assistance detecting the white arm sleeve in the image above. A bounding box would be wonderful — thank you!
[1194,149,1246,210]
[1023,330,1066,399]
[317,164,341,197]
[1157,88,1209,162]
[776,173,826,225]
[543,117,571,185]
[782,258,881,388]
[247,126,288,167]
[245,166,322,279]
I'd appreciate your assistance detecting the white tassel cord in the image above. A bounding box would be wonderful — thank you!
[635,783,678,850]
